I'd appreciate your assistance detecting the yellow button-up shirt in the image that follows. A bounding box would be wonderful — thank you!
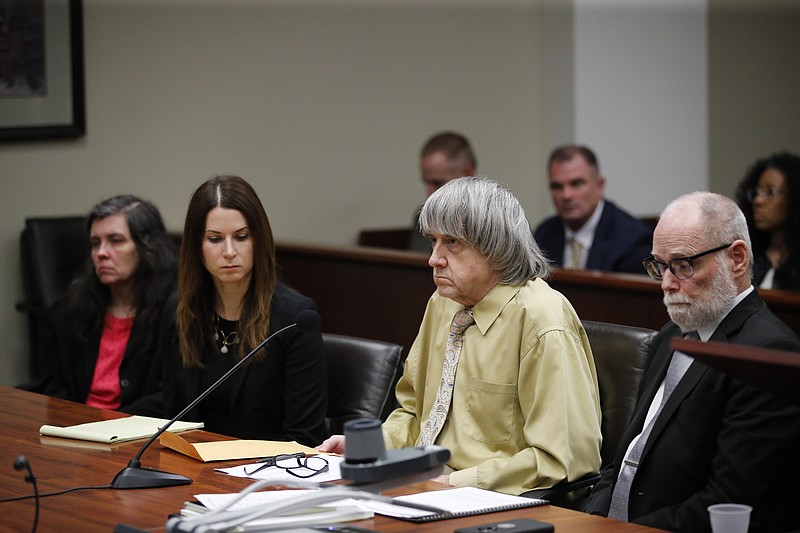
[382,279,601,495]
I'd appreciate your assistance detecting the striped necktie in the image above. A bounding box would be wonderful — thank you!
[568,237,583,269]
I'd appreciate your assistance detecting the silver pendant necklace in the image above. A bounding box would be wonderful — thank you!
[214,315,239,354]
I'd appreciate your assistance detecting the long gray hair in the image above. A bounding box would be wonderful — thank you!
[419,176,550,284]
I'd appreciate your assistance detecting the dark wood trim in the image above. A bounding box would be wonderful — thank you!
[275,241,800,351]
[671,337,800,404]
[358,227,412,249]
[277,241,433,353]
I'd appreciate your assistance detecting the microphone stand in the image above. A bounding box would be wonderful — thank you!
[14,456,39,533]
[111,318,313,490]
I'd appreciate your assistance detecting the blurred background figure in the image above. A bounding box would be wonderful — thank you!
[409,131,477,251]
[162,175,327,446]
[534,145,651,274]
[41,195,177,416]
[735,151,800,291]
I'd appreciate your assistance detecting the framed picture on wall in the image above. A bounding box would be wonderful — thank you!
[0,0,85,141]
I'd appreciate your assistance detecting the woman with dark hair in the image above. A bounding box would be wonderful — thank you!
[735,151,800,291]
[161,175,327,446]
[42,195,177,415]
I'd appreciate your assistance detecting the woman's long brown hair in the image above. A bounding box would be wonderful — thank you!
[177,175,277,366]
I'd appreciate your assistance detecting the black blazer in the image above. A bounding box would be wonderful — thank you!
[161,283,328,447]
[583,290,800,532]
[41,299,165,416]
[533,200,652,274]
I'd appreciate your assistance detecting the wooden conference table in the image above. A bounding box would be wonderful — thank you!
[0,387,661,532]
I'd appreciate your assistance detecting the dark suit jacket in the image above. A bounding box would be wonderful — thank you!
[533,200,652,274]
[583,290,800,532]
[161,283,328,447]
[41,299,164,417]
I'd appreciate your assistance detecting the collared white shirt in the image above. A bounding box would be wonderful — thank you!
[760,268,776,289]
[563,199,605,269]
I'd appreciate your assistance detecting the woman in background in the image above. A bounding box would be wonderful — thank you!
[162,175,327,446]
[735,151,800,291]
[42,195,177,415]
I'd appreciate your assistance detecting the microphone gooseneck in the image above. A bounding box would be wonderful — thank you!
[14,455,39,533]
[111,310,321,489]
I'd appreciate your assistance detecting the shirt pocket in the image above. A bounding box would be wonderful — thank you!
[461,377,517,444]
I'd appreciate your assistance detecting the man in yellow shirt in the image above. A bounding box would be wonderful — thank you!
[319,176,601,495]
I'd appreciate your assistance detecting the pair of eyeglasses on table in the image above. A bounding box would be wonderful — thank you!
[244,452,330,478]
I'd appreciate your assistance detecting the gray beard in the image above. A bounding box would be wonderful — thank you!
[663,270,739,333]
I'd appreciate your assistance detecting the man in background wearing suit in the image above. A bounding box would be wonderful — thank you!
[583,191,800,532]
[408,131,477,252]
[534,145,652,274]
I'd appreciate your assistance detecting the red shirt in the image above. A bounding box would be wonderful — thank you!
[86,312,134,410]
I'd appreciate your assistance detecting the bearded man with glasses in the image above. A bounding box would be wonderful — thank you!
[582,191,800,533]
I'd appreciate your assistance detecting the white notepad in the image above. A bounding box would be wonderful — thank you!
[359,486,547,522]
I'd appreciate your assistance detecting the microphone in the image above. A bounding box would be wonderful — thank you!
[14,455,39,533]
[339,418,450,492]
[111,309,321,490]
[14,455,35,482]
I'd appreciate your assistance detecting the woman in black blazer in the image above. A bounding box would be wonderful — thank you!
[161,175,327,447]
[42,195,177,416]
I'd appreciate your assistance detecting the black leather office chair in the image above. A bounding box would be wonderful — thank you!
[523,320,658,507]
[16,216,89,383]
[322,333,404,436]
[584,320,658,468]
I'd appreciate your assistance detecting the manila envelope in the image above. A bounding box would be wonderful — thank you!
[160,431,319,462]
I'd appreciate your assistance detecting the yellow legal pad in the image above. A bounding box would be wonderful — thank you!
[39,415,204,444]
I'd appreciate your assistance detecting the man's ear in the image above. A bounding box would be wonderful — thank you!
[597,175,607,194]
[729,240,750,276]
